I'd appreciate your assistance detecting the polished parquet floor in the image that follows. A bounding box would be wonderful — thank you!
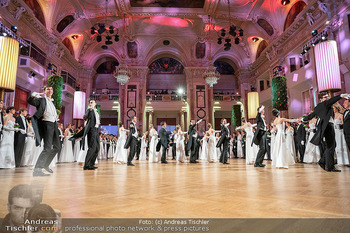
[0,158,350,218]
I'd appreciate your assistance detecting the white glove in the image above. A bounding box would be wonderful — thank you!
[197,119,203,124]
[20,129,26,134]
[259,105,265,113]
[341,94,350,99]
[301,141,304,146]
[31,92,42,98]
[225,123,230,127]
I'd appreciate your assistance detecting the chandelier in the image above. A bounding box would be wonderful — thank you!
[203,15,220,87]
[114,14,130,85]
[203,65,220,87]
[114,63,130,85]
[90,0,119,49]
[216,0,244,51]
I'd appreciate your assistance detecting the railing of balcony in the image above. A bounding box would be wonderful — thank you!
[213,94,241,102]
[90,94,119,101]
[146,94,187,102]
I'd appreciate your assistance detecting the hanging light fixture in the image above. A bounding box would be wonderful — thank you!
[216,0,243,51]
[114,14,130,85]
[203,15,220,87]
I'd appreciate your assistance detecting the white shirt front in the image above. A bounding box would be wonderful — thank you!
[345,110,349,120]
[43,97,58,122]
[262,115,267,130]
[132,122,138,137]
[94,109,100,128]
[20,115,27,131]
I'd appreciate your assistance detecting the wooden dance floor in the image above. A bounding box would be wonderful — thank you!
[1,159,350,218]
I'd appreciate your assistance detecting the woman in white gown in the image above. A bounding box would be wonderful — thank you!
[304,116,321,163]
[149,124,160,163]
[271,109,296,169]
[200,133,209,161]
[20,117,35,166]
[270,124,277,162]
[139,132,148,161]
[73,136,81,162]
[59,123,75,162]
[114,122,129,164]
[236,131,243,158]
[237,119,257,165]
[98,134,104,160]
[333,105,350,165]
[206,123,217,163]
[175,125,187,163]
[0,107,25,168]
[77,136,88,165]
[285,122,297,162]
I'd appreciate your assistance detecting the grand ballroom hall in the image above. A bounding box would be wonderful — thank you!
[1,0,350,228]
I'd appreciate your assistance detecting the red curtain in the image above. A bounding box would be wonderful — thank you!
[14,87,28,110]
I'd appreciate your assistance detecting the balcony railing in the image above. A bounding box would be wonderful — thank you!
[90,94,119,101]
[213,94,241,102]
[146,94,187,102]
[92,89,119,95]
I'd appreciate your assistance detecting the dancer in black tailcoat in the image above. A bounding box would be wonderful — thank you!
[186,119,202,163]
[343,99,350,155]
[216,118,230,164]
[303,92,350,172]
[252,105,267,167]
[27,86,61,176]
[70,99,100,170]
[124,116,138,166]
[156,121,172,163]
[14,108,28,167]
[295,121,306,163]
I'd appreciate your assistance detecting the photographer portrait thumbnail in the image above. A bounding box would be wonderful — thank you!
[0,184,61,233]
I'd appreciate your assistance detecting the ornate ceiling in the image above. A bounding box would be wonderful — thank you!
[24,0,311,69]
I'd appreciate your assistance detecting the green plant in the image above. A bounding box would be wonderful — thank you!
[47,75,63,113]
[96,105,101,119]
[271,76,288,110]
[232,105,242,126]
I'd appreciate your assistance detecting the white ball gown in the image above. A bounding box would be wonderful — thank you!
[207,133,217,163]
[272,124,295,168]
[149,129,160,163]
[59,130,75,162]
[334,119,350,165]
[0,120,16,168]
[139,137,147,161]
[73,138,81,161]
[245,126,258,165]
[304,123,321,163]
[114,129,128,164]
[237,135,243,158]
[216,137,221,161]
[20,125,35,166]
[285,127,296,162]
[200,137,208,160]
[175,133,187,163]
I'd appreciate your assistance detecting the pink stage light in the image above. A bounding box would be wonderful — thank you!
[145,16,189,27]
[73,91,86,119]
[314,40,341,92]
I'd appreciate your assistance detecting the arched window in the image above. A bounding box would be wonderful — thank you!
[96,61,119,74]
[257,19,274,36]
[23,0,46,27]
[256,40,268,60]
[284,1,307,31]
[62,38,74,57]
[57,15,75,33]
[149,57,184,74]
[214,61,235,75]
